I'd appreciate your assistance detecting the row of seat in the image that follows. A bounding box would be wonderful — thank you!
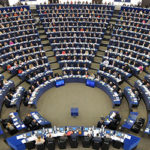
[99,7,149,81]
[0,79,15,116]
[37,4,113,75]
[4,86,25,111]
[1,111,51,135]
[37,4,114,10]
[0,6,52,82]
[133,76,150,135]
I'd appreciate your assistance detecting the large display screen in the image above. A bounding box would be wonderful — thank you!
[56,80,65,87]
[86,79,95,88]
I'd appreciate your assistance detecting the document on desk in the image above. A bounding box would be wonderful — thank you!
[22,124,25,128]
[17,135,24,140]
[16,125,21,128]
[13,118,17,121]
[33,114,39,120]
[114,92,118,96]
[124,134,131,140]
[21,139,26,143]
[129,120,134,124]
[14,122,18,126]
[38,120,42,123]
[27,136,37,142]
[112,135,124,142]
[145,128,149,133]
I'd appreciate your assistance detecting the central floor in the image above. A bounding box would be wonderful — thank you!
[22,83,129,126]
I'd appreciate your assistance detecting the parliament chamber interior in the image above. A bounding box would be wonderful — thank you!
[0,0,150,150]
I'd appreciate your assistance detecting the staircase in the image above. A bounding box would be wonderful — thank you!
[31,9,62,75]
[89,10,120,74]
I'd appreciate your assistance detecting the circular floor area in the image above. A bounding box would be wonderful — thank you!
[33,83,126,126]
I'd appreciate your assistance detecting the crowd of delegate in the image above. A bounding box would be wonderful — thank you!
[0,6,52,83]
[0,75,15,112]
[99,7,150,84]
[23,73,123,106]
[37,4,114,76]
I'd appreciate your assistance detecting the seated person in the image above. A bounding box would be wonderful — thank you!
[24,93,31,105]
[132,87,140,102]
[1,117,13,128]
[23,113,33,127]
[107,120,118,130]
[4,96,12,108]
[6,122,15,131]
[29,85,35,92]
[146,82,150,90]
[0,80,3,88]
[29,119,40,130]
[118,88,123,100]
[35,136,45,145]
[6,122,17,134]
[114,113,121,122]
[97,119,105,128]
[7,92,14,99]
[34,81,40,88]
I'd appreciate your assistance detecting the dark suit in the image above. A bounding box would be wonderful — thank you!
[5,97,11,108]
[30,120,39,130]
[97,121,104,128]
[24,116,33,126]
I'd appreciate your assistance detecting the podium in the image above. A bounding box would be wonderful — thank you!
[71,108,79,117]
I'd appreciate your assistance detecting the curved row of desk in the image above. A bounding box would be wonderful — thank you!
[9,86,25,111]
[102,56,140,75]
[134,78,150,135]
[3,111,51,132]
[0,80,15,116]
[124,87,139,109]
[27,75,121,107]
[6,126,140,150]
[134,80,150,111]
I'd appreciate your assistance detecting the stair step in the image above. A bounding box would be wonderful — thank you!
[48,57,56,62]
[47,55,54,57]
[90,63,100,70]
[101,40,109,45]
[19,82,30,90]
[46,51,54,56]
[99,46,107,51]
[113,14,119,17]
[111,16,118,20]
[94,57,102,62]
[104,35,111,39]
[41,40,49,45]
[0,67,4,73]
[2,72,12,80]
[50,63,60,69]
[96,51,105,55]
[39,35,47,38]
[44,46,51,50]
[96,54,103,57]
[9,76,22,86]
[53,69,62,75]
[88,69,97,74]
[110,21,116,24]
[38,31,45,34]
